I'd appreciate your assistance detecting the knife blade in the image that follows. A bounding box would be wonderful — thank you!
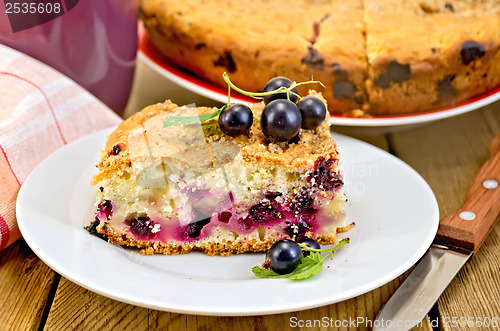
[374,134,500,331]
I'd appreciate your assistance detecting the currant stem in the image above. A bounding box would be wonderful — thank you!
[324,238,349,261]
[222,72,302,101]
[298,238,350,254]
[292,80,326,90]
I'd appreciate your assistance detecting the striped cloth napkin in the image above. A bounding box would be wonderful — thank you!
[0,44,122,251]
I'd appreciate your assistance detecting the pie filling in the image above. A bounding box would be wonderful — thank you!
[90,157,346,245]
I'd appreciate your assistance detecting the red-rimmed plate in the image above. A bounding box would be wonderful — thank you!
[138,28,500,127]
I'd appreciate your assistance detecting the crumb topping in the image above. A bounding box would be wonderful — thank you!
[92,91,339,184]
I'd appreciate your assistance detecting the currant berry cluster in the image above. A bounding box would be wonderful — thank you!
[218,75,327,142]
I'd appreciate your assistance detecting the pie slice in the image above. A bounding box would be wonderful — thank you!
[86,93,349,255]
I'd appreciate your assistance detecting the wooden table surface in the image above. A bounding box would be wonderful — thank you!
[1,59,499,331]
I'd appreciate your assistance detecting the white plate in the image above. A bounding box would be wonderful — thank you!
[138,30,500,128]
[17,128,439,316]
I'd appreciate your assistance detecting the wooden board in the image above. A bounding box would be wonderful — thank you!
[389,103,500,330]
[44,271,433,331]
[7,100,500,330]
[0,240,58,330]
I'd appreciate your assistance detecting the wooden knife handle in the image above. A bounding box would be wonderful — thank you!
[436,134,500,253]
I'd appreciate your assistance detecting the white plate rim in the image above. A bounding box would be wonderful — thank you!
[17,128,440,316]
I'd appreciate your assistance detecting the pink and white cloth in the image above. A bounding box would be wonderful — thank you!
[0,44,122,251]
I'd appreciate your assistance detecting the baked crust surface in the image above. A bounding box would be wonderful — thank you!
[93,91,338,184]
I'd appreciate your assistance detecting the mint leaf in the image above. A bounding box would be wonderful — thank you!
[251,266,284,278]
[252,252,324,280]
[288,252,323,280]
[163,105,226,128]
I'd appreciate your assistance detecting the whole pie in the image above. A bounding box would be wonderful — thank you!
[86,93,350,255]
[138,0,500,116]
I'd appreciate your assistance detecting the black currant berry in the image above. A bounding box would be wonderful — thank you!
[297,237,321,257]
[130,217,153,236]
[296,96,326,130]
[266,239,303,274]
[263,77,299,105]
[218,104,253,136]
[261,99,302,142]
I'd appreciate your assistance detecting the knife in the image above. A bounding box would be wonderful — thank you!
[374,134,500,331]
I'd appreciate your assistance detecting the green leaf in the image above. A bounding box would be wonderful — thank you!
[251,266,285,278]
[288,252,323,280]
[252,252,324,280]
[163,105,226,128]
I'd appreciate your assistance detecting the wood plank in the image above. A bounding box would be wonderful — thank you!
[123,58,222,118]
[159,273,432,331]
[388,102,500,330]
[437,104,500,331]
[435,132,500,252]
[333,126,389,151]
[437,222,500,330]
[388,103,500,217]
[0,239,58,330]
[44,277,150,331]
[46,270,433,331]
